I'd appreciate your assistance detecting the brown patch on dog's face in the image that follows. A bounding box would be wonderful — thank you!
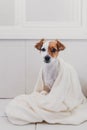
[48,40,65,58]
[35,39,45,50]
[48,41,59,58]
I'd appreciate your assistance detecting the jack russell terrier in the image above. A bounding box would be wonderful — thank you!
[35,39,65,94]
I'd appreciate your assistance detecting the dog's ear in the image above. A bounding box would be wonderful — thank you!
[35,39,45,50]
[56,40,65,51]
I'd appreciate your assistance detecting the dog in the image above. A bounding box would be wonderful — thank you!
[35,39,65,94]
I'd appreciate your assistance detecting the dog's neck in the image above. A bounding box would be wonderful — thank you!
[44,59,58,71]
[42,59,58,91]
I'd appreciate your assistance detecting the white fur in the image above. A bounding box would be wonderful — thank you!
[41,41,58,92]
[42,60,58,91]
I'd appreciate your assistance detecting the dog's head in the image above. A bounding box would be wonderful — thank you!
[35,39,65,63]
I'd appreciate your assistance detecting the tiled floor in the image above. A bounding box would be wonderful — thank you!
[0,99,87,130]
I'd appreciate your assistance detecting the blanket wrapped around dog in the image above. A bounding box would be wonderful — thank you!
[6,58,87,125]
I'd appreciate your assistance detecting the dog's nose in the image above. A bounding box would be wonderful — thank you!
[44,55,50,63]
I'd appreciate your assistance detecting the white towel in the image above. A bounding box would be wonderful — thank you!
[6,58,87,125]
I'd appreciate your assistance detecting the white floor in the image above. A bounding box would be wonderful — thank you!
[0,99,87,130]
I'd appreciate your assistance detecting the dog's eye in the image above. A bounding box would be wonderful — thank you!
[41,48,46,52]
[51,48,57,53]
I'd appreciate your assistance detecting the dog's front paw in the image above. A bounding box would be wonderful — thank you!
[40,90,48,95]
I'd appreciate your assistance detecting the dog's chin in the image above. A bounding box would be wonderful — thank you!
[44,58,57,64]
[44,60,50,64]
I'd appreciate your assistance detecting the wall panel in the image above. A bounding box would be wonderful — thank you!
[0,40,25,98]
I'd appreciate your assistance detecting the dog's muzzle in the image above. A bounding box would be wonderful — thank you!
[44,55,51,63]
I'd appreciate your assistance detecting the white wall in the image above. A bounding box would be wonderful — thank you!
[26,0,76,22]
[0,0,14,25]
[0,39,87,98]
[0,0,87,39]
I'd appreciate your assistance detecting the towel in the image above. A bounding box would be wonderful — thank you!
[6,58,87,125]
